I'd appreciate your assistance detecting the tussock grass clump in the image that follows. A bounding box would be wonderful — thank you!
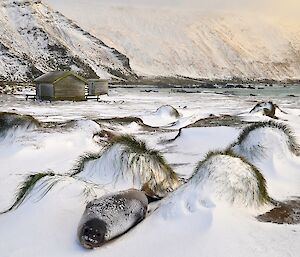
[191,150,270,206]
[1,172,56,214]
[72,135,181,198]
[111,135,180,197]
[249,101,276,118]
[0,112,40,136]
[230,121,300,156]
[155,105,180,118]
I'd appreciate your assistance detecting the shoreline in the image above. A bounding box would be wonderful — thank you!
[1,76,300,88]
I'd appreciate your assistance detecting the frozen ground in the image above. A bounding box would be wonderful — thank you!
[0,86,300,257]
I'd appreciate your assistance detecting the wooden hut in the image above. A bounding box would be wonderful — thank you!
[35,71,87,101]
[88,79,109,96]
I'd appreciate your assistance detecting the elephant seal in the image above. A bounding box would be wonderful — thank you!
[78,189,148,249]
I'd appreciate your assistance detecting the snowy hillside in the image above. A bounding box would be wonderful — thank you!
[45,0,300,81]
[0,0,136,81]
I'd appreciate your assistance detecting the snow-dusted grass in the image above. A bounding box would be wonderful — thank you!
[191,151,270,207]
[74,135,181,198]
[141,104,181,127]
[155,151,271,223]
[1,171,55,214]
[231,120,300,156]
[0,112,40,136]
[229,120,300,200]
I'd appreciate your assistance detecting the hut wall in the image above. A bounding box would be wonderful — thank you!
[88,80,108,96]
[53,76,86,101]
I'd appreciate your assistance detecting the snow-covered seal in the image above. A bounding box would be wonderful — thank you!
[77,189,148,249]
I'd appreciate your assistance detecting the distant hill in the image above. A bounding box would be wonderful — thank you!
[44,0,300,82]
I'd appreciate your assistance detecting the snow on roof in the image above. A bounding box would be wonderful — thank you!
[34,71,87,84]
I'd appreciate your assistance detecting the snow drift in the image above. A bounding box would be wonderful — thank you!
[3,134,181,213]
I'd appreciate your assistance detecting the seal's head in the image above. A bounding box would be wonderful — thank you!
[78,218,107,249]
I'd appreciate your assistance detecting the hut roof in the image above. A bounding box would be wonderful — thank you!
[34,71,87,84]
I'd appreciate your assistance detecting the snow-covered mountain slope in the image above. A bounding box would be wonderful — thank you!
[0,0,136,81]
[45,0,300,81]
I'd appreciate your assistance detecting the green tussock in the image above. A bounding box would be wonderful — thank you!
[112,135,177,178]
[192,150,270,205]
[1,172,55,214]
[110,134,148,154]
[72,134,180,197]
[156,105,180,118]
[230,121,300,156]
[113,135,181,197]
[193,150,234,174]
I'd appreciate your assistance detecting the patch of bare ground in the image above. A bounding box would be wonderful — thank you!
[94,117,157,131]
[186,114,253,128]
[257,198,300,224]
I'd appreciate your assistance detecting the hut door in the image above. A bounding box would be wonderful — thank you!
[41,84,54,97]
[88,83,95,95]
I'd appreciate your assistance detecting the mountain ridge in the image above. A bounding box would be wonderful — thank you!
[0,0,137,82]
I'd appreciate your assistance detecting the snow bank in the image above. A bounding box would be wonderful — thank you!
[0,119,100,210]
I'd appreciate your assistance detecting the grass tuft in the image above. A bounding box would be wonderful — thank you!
[71,152,103,176]
[1,172,55,214]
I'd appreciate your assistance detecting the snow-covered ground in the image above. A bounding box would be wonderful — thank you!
[0,87,300,257]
